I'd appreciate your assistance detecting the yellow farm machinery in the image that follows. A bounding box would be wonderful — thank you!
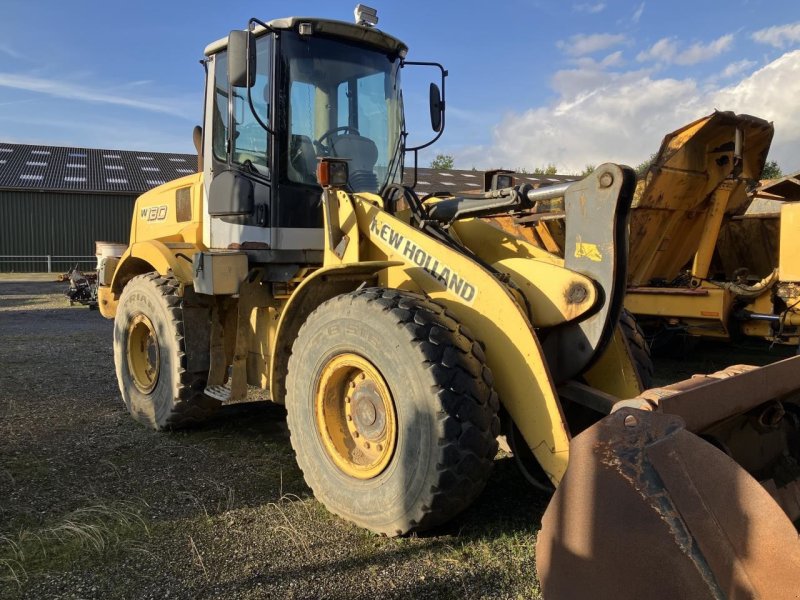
[97,8,800,598]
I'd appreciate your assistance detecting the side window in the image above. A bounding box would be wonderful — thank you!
[212,52,229,162]
[231,36,271,170]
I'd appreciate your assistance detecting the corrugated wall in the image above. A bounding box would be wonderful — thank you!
[0,190,136,272]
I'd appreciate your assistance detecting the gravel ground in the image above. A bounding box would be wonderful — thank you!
[0,280,794,599]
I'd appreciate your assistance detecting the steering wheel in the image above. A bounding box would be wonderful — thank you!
[315,125,361,154]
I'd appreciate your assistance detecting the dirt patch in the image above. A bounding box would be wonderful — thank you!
[0,281,794,599]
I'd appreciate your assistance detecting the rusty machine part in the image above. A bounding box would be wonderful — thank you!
[537,406,800,600]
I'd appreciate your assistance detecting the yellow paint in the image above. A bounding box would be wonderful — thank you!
[450,218,598,327]
[105,174,208,305]
[780,203,800,282]
[584,327,644,399]
[625,285,730,320]
[97,286,119,319]
[574,239,602,262]
[315,353,397,479]
[130,174,204,246]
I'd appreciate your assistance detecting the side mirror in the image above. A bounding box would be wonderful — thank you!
[228,30,256,88]
[429,83,443,133]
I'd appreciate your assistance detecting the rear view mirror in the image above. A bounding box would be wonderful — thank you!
[228,30,256,88]
[429,83,443,133]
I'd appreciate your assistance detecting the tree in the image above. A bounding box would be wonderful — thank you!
[635,153,657,179]
[761,160,782,180]
[516,164,558,175]
[430,154,455,170]
[580,164,596,176]
[532,164,558,176]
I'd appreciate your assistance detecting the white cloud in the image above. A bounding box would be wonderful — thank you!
[636,37,678,62]
[637,34,733,65]
[573,2,606,14]
[0,72,194,119]
[572,50,625,70]
[675,34,734,65]
[632,3,645,24]
[452,50,800,174]
[718,59,757,80]
[752,22,800,49]
[557,33,627,57]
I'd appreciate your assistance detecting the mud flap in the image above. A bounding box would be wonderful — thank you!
[537,408,800,600]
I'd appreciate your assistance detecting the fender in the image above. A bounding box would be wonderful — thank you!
[111,240,201,294]
[268,260,402,406]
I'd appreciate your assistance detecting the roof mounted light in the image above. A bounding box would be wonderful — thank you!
[354,4,378,27]
[298,22,312,36]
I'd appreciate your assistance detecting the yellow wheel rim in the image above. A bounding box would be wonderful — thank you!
[315,353,397,479]
[127,314,160,394]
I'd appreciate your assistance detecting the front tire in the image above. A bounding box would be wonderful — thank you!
[113,272,219,429]
[286,288,500,536]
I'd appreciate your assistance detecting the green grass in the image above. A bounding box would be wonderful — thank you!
[0,501,151,592]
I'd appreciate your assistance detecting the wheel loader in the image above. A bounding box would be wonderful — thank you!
[97,8,800,598]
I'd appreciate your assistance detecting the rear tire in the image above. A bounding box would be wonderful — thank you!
[113,272,219,430]
[286,287,500,536]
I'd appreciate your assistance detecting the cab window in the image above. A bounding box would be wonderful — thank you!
[230,35,272,173]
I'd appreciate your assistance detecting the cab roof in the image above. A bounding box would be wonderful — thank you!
[204,16,408,58]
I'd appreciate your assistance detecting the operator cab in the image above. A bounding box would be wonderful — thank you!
[201,14,408,263]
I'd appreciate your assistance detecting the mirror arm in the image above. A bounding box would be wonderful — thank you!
[245,18,276,137]
[402,60,447,152]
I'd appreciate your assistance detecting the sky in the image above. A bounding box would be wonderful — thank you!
[1,0,799,174]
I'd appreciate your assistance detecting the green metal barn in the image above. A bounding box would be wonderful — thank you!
[0,143,196,272]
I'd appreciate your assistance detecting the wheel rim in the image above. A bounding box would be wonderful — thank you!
[315,353,397,479]
[127,313,160,394]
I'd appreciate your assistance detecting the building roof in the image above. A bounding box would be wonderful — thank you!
[755,171,800,202]
[0,143,197,195]
[402,168,576,194]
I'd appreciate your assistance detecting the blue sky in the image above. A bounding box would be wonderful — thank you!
[1,1,799,173]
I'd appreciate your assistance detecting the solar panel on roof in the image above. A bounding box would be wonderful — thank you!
[0,143,198,193]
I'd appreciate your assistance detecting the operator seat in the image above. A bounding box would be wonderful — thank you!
[330,134,379,193]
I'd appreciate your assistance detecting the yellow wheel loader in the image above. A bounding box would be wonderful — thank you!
[97,8,800,598]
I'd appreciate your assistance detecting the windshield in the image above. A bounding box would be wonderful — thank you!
[283,32,403,193]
